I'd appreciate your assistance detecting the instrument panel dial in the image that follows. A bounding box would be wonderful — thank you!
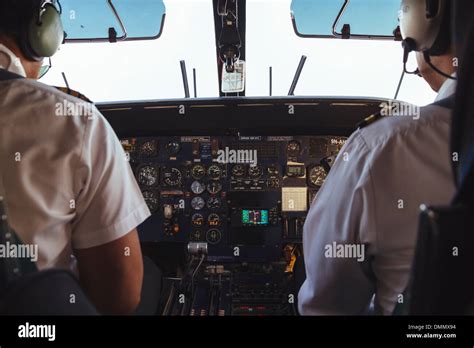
[137,165,159,187]
[207,164,222,180]
[248,165,263,178]
[191,181,206,195]
[207,213,221,227]
[191,196,206,210]
[287,140,301,157]
[231,164,246,178]
[190,230,203,242]
[165,141,181,156]
[207,197,222,210]
[142,191,159,213]
[191,164,206,180]
[163,167,182,187]
[308,165,327,187]
[207,182,222,195]
[139,140,158,157]
[191,213,205,227]
[206,229,222,244]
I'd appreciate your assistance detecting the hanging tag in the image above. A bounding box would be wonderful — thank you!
[221,60,245,94]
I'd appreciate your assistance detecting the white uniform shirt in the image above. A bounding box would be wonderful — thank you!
[0,44,151,271]
[298,78,457,315]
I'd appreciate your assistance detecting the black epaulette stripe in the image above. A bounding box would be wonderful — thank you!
[54,86,93,103]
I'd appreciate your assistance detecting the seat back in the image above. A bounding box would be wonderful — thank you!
[0,195,98,315]
[406,0,474,315]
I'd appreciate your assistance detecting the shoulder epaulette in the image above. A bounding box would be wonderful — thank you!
[356,111,384,129]
[54,86,93,103]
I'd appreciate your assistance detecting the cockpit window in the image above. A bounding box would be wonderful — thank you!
[61,0,125,41]
[333,0,400,37]
[61,0,166,41]
[42,0,219,101]
[41,0,436,105]
[291,0,400,38]
[290,0,345,37]
[246,0,436,105]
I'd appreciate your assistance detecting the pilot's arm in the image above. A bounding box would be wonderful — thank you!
[70,107,151,315]
[298,126,425,315]
[298,131,377,315]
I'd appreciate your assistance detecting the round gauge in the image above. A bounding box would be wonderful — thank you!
[266,177,280,189]
[140,140,157,157]
[207,164,222,180]
[287,140,301,157]
[207,213,221,227]
[191,196,206,210]
[191,164,206,180]
[267,165,280,176]
[137,165,159,186]
[191,181,206,195]
[206,229,222,244]
[165,141,181,156]
[231,164,246,178]
[207,182,222,195]
[308,165,327,187]
[142,191,159,213]
[248,165,263,178]
[191,213,205,227]
[190,230,203,242]
[207,197,222,210]
[163,167,182,187]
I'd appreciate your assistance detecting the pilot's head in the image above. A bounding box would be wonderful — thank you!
[0,0,64,79]
[399,0,456,92]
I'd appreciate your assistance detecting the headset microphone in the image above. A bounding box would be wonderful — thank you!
[402,38,422,76]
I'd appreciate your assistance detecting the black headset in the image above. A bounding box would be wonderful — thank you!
[399,0,455,79]
[20,0,65,62]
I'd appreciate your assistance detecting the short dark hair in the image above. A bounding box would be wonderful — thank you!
[0,0,40,38]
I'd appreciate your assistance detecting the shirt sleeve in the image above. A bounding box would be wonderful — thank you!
[298,131,378,315]
[71,108,150,249]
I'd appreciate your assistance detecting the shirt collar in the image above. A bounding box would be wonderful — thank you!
[0,44,27,78]
[435,74,457,102]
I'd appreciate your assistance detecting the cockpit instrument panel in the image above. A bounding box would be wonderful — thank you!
[121,135,347,262]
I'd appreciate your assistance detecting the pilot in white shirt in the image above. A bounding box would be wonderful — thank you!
[0,29,149,314]
[0,43,150,272]
[298,50,457,315]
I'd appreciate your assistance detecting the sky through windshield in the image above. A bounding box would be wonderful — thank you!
[41,0,437,105]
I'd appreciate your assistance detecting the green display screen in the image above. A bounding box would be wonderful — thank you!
[242,209,269,226]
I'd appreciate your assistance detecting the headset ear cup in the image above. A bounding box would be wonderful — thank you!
[19,19,39,62]
[400,0,445,52]
[429,1,451,56]
[27,4,64,61]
